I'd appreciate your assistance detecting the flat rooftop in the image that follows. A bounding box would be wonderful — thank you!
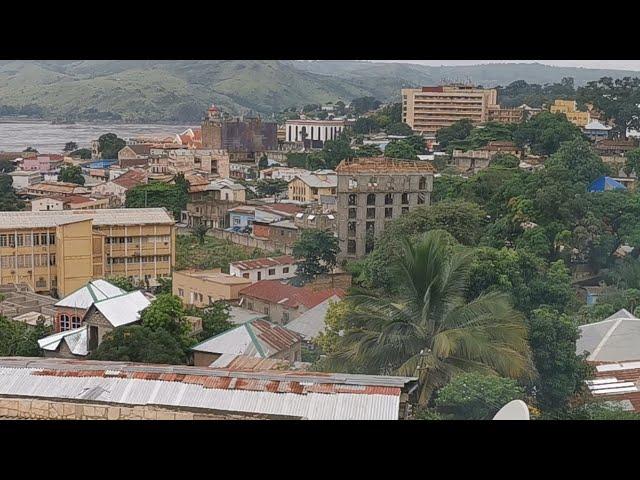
[0,208,175,229]
[336,157,435,174]
[176,269,252,285]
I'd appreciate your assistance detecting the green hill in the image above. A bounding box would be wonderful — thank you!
[0,60,638,123]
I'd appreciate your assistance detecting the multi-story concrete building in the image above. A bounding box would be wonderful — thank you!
[0,208,175,297]
[401,85,498,135]
[336,157,434,259]
[550,99,590,127]
[7,171,42,190]
[284,119,347,149]
[21,154,64,172]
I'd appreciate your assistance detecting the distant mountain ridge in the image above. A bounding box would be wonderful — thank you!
[0,60,638,123]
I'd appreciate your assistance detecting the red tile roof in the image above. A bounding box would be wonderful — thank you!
[239,280,345,309]
[588,362,640,412]
[111,169,148,189]
[231,255,295,271]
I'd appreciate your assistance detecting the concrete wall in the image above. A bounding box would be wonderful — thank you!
[0,396,297,420]
[206,228,294,255]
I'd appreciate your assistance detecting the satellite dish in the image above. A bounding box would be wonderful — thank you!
[492,400,530,421]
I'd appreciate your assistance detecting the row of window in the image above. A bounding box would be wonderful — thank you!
[1,254,56,269]
[349,192,424,207]
[59,314,82,331]
[106,255,171,265]
[105,235,170,245]
[0,233,56,248]
[347,177,428,191]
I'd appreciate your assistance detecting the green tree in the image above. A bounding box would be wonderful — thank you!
[322,135,354,169]
[155,277,173,295]
[0,315,52,357]
[386,122,413,136]
[90,325,187,364]
[436,119,474,150]
[350,97,381,115]
[293,229,339,281]
[327,230,533,405]
[0,159,17,173]
[435,372,525,420]
[623,148,640,176]
[63,141,78,152]
[57,165,85,185]
[97,133,126,159]
[255,179,288,198]
[527,307,592,412]
[353,144,383,157]
[314,299,350,356]
[70,148,92,159]
[23,146,38,153]
[193,223,210,245]
[194,301,233,340]
[384,140,419,160]
[351,117,380,135]
[125,182,187,219]
[140,294,190,346]
[0,175,25,211]
[513,111,584,156]
[577,76,640,138]
[491,153,520,169]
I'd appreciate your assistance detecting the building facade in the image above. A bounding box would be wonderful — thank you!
[284,119,347,148]
[401,85,498,135]
[550,99,590,127]
[173,269,252,307]
[288,170,337,203]
[229,255,297,283]
[336,157,434,260]
[0,208,175,297]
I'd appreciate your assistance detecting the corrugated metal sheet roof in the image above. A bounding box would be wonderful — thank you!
[55,280,126,309]
[0,208,174,229]
[37,326,88,356]
[93,290,150,327]
[287,295,340,340]
[0,357,416,420]
[577,309,640,362]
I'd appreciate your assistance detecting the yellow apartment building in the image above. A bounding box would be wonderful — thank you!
[550,100,590,127]
[0,208,175,297]
[401,85,498,135]
[173,269,252,307]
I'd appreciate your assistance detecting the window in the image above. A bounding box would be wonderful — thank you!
[348,208,356,219]
[348,194,357,206]
[60,314,70,332]
[71,316,82,329]
[49,254,56,266]
[418,192,426,204]
[33,234,40,246]
[24,234,32,247]
[283,267,289,274]
[36,277,46,288]
[247,302,254,310]
[264,306,270,315]
[402,207,410,215]
[49,233,56,245]
[40,234,48,246]
[0,235,6,247]
[419,176,427,190]
[243,273,250,278]
[347,240,356,254]
[268,268,276,276]
[283,312,289,323]
[348,221,356,237]
[348,178,358,189]
[402,193,409,205]
[368,177,378,188]
[367,208,377,219]
[257,271,262,281]
[233,218,240,225]
[385,193,393,205]
[16,234,23,247]
[385,207,393,218]
[178,288,184,297]
[367,193,376,205]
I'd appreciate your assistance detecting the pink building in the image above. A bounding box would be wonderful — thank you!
[22,154,64,172]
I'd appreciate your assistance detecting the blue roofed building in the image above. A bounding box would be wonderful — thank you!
[588,176,627,192]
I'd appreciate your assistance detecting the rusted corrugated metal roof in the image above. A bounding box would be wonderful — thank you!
[0,357,416,420]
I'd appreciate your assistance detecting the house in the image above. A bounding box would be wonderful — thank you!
[38,325,89,359]
[0,357,417,420]
[253,219,299,245]
[578,309,640,412]
[84,290,151,350]
[117,144,153,168]
[21,154,64,172]
[172,269,252,307]
[583,120,612,141]
[92,169,148,206]
[229,255,297,282]
[22,181,90,198]
[228,205,256,228]
[190,318,303,366]
[239,279,345,325]
[286,295,341,341]
[260,167,310,182]
[31,195,109,212]
[288,170,337,203]
[53,279,126,332]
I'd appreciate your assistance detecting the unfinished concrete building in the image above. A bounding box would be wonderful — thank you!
[336,157,434,260]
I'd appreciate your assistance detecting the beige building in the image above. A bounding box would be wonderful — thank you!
[402,85,498,134]
[229,255,297,283]
[31,195,109,212]
[0,208,175,297]
[23,181,90,198]
[550,100,590,127]
[92,169,148,206]
[173,269,252,307]
[288,170,337,203]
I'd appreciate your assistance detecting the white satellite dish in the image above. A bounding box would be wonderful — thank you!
[492,400,530,420]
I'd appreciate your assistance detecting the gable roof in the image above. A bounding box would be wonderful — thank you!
[55,280,126,309]
[92,290,151,327]
[191,319,302,358]
[292,173,338,189]
[111,169,147,189]
[578,309,640,362]
[588,176,627,192]
[286,295,341,340]
[37,325,88,356]
[239,280,345,309]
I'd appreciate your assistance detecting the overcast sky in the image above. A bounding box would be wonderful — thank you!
[377,60,640,71]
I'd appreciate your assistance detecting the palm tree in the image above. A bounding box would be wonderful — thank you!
[328,230,534,405]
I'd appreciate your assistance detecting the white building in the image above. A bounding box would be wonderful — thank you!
[229,255,297,283]
[284,119,346,147]
[8,171,42,190]
[260,167,310,182]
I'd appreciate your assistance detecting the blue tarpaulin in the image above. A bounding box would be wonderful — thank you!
[588,176,627,192]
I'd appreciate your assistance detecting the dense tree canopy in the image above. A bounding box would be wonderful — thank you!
[293,229,339,281]
[58,165,85,185]
[125,178,188,219]
[97,133,126,159]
